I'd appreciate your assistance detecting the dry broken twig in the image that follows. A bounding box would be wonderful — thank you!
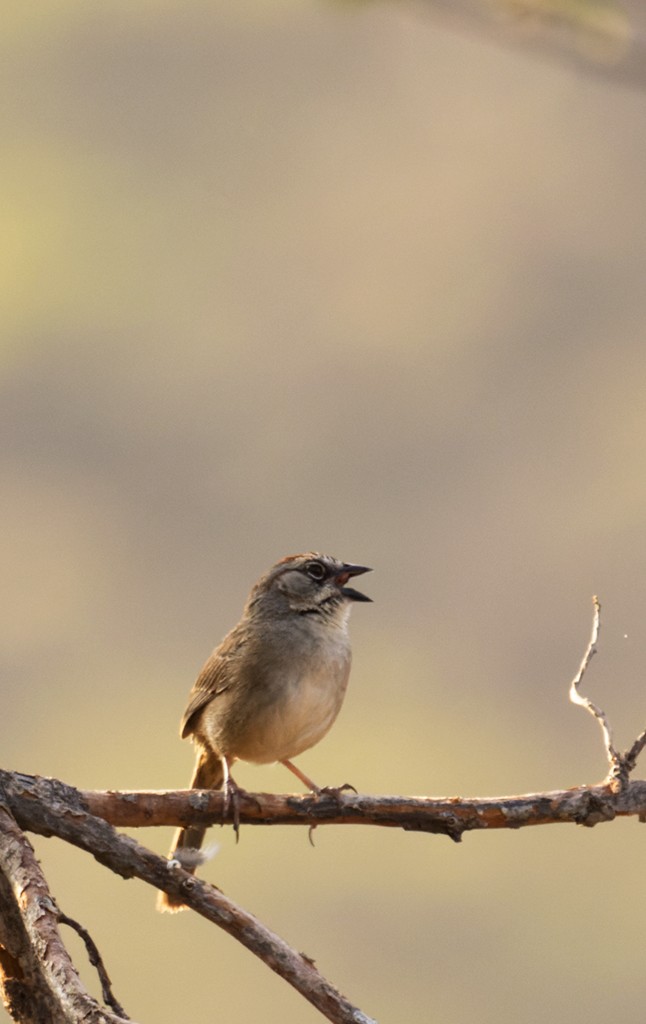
[56,910,129,1019]
[569,596,646,791]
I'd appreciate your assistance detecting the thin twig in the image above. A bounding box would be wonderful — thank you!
[57,910,129,1018]
[568,596,620,771]
[624,728,646,774]
[567,596,646,790]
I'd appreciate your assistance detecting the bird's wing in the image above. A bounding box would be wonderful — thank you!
[179,628,247,739]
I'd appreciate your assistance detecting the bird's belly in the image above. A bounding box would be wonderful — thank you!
[235,666,349,765]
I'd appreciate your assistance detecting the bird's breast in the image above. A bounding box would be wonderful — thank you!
[234,647,352,765]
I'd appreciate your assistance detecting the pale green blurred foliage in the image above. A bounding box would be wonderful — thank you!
[3,2,646,1023]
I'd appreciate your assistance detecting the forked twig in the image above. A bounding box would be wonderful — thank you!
[569,596,646,789]
[569,596,618,764]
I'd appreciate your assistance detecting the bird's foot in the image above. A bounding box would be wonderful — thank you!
[223,778,262,841]
[315,782,357,800]
[223,776,244,839]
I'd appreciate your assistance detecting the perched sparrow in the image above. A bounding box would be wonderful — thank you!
[158,552,371,912]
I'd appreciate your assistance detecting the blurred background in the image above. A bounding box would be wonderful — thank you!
[3,2,646,1021]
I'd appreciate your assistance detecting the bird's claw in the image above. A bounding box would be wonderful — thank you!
[316,782,357,800]
[223,777,243,839]
[223,779,262,841]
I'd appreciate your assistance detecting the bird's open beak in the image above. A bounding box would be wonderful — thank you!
[335,564,372,602]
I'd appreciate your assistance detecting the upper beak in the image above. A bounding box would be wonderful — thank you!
[336,563,373,603]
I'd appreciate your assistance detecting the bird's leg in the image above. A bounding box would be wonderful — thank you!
[280,758,321,793]
[220,757,263,840]
[280,759,357,798]
[220,756,243,840]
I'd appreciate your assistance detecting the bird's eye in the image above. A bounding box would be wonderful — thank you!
[305,561,326,581]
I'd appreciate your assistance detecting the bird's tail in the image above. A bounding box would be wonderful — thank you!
[156,750,224,913]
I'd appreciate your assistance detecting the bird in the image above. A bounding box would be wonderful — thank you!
[157,551,372,912]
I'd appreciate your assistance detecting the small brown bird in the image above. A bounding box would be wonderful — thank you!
[158,552,371,912]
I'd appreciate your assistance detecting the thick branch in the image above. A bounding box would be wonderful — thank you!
[0,804,131,1024]
[59,778,646,834]
[80,779,646,834]
[0,834,64,1024]
[2,770,646,843]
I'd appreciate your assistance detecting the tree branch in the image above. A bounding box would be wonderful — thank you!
[2,771,646,842]
[67,778,646,833]
[56,910,129,1018]
[0,773,376,1024]
[0,803,131,1024]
